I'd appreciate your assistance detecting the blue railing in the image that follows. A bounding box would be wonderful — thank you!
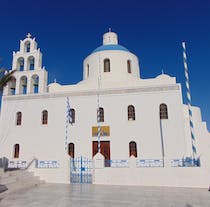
[36,160,60,168]
[8,160,27,169]
[136,159,164,167]
[105,159,129,168]
[105,159,164,168]
[171,157,200,167]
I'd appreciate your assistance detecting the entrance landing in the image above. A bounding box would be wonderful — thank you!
[0,183,210,207]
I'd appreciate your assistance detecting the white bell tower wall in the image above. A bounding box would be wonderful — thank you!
[3,34,48,96]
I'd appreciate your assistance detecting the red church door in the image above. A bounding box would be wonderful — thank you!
[92,141,110,167]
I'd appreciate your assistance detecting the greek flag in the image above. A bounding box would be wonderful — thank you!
[66,97,73,125]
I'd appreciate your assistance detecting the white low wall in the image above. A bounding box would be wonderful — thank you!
[28,157,70,184]
[93,167,210,188]
[24,155,210,188]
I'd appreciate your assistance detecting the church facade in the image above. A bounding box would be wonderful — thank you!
[0,32,210,187]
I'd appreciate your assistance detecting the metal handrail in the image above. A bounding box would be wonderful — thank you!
[23,157,38,170]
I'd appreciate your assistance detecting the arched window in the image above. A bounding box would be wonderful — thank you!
[9,77,16,95]
[20,76,27,94]
[16,112,22,125]
[86,64,89,78]
[31,74,39,93]
[128,105,135,121]
[160,103,168,119]
[68,143,74,158]
[17,57,24,71]
[42,110,48,125]
[28,56,35,70]
[97,107,104,122]
[127,60,131,73]
[104,59,110,72]
[14,144,20,158]
[70,109,75,123]
[129,141,137,157]
[25,42,30,52]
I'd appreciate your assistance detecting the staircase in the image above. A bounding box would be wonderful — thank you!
[0,169,44,196]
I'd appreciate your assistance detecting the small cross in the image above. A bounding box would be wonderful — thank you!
[54,78,57,83]
[109,28,111,32]
[162,69,164,74]
[26,33,32,38]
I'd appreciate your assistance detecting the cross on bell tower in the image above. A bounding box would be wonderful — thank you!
[26,33,32,38]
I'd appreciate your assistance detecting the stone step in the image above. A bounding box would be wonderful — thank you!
[0,174,40,185]
[0,170,34,179]
[0,176,17,185]
[7,178,44,190]
[0,179,45,197]
[0,169,45,198]
[0,170,19,178]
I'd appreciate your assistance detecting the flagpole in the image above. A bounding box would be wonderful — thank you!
[66,96,72,153]
[182,42,197,165]
[97,54,102,153]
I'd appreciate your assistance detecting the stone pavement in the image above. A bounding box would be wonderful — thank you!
[0,183,210,207]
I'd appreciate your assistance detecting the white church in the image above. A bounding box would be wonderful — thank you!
[0,31,210,187]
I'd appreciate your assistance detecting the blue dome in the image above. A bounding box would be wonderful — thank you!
[92,44,129,53]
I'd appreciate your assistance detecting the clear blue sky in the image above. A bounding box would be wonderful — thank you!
[0,0,210,130]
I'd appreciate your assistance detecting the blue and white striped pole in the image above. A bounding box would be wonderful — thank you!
[97,55,102,153]
[97,96,101,153]
[65,97,72,152]
[182,42,197,164]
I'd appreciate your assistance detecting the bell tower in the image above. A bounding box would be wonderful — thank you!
[4,33,48,96]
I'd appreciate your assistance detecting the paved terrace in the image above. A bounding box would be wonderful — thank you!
[0,184,210,207]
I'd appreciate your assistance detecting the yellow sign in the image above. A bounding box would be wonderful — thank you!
[92,126,110,137]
